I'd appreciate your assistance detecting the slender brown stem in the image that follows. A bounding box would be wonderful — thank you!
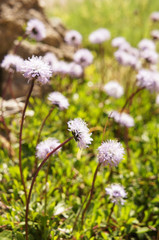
[19,81,35,200]
[25,136,73,240]
[107,202,115,225]
[81,162,101,225]
[99,43,105,88]
[120,87,144,113]
[44,158,51,215]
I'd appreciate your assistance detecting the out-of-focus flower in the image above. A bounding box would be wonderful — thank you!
[140,49,158,64]
[26,19,46,41]
[68,62,83,78]
[1,54,24,72]
[110,111,135,128]
[43,52,58,70]
[104,81,124,98]
[64,30,82,46]
[48,91,69,110]
[89,28,111,44]
[137,69,159,92]
[111,37,126,48]
[98,140,125,167]
[138,39,156,51]
[21,55,52,84]
[53,61,69,75]
[36,138,61,159]
[67,118,93,149]
[151,30,159,41]
[74,49,93,67]
[114,50,140,69]
[105,184,127,205]
[150,12,159,22]
[156,94,159,104]
[118,41,131,52]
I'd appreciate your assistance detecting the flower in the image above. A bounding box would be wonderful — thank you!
[43,52,58,70]
[151,30,159,41]
[150,12,159,22]
[53,61,70,75]
[48,91,69,110]
[110,111,135,128]
[67,118,93,149]
[64,30,82,46]
[36,138,61,159]
[114,50,139,69]
[104,81,124,98]
[21,55,52,84]
[111,37,126,48]
[1,54,24,72]
[26,19,46,41]
[156,94,159,104]
[140,49,158,64]
[98,140,125,167]
[138,39,156,51]
[68,62,83,78]
[73,49,93,67]
[136,69,159,92]
[89,28,111,44]
[105,184,127,205]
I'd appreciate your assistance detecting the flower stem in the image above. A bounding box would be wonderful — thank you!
[25,136,73,240]
[107,202,115,225]
[120,87,144,113]
[19,81,35,200]
[81,162,101,226]
[44,158,51,215]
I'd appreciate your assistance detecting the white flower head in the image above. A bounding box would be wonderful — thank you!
[89,28,111,44]
[104,81,124,98]
[105,184,127,205]
[1,54,24,72]
[67,118,93,149]
[26,19,46,41]
[68,62,83,78]
[111,37,126,48]
[150,12,159,22]
[137,69,159,92]
[98,140,125,167]
[110,111,134,128]
[138,39,156,51]
[64,30,82,46]
[36,138,61,159]
[140,49,158,65]
[43,52,58,70]
[114,50,138,67]
[73,49,93,67]
[48,91,69,110]
[156,94,159,104]
[21,55,52,84]
[151,30,159,41]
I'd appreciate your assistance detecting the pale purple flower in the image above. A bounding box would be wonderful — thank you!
[156,94,159,104]
[150,12,159,22]
[111,37,126,48]
[68,62,83,78]
[114,50,138,68]
[43,52,58,69]
[67,118,93,149]
[36,138,61,159]
[64,30,82,46]
[105,184,127,205]
[48,91,69,110]
[26,19,46,41]
[54,61,70,75]
[110,111,135,128]
[89,28,111,44]
[138,39,156,51]
[140,49,158,64]
[98,140,125,167]
[21,55,52,84]
[1,54,24,72]
[151,30,159,40]
[136,69,159,92]
[118,41,131,52]
[104,81,124,99]
[73,49,94,67]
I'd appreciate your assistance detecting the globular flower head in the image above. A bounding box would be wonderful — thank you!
[151,30,159,41]
[43,52,58,70]
[138,39,156,51]
[53,61,70,75]
[110,111,135,128]
[36,138,61,159]
[114,50,139,69]
[67,118,93,149]
[64,30,82,46]
[150,11,159,22]
[111,37,126,48]
[48,91,69,110]
[1,54,24,72]
[26,19,46,41]
[73,49,94,67]
[98,140,125,167]
[105,184,127,205]
[104,81,124,99]
[89,28,111,44]
[21,55,52,84]
[136,69,159,92]
[68,62,83,78]
[140,49,158,65]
